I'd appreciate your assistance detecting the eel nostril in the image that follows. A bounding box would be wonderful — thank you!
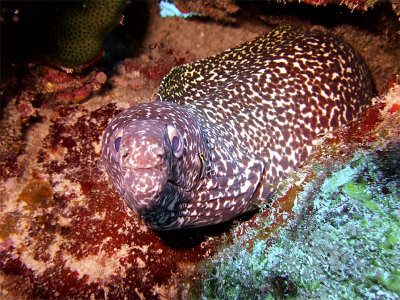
[151,145,164,156]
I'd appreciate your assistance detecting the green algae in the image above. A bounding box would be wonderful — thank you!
[199,149,400,299]
[342,179,371,201]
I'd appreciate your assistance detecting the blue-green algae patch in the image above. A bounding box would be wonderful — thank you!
[200,149,400,299]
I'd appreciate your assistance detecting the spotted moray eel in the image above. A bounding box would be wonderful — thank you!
[102,25,373,230]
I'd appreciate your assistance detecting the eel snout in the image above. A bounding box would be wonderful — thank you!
[123,168,167,214]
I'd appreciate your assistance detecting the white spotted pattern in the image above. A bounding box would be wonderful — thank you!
[102,25,373,230]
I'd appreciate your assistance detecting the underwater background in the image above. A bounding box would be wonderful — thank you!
[1,0,399,299]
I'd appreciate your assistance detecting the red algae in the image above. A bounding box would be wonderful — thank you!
[11,65,107,123]
[0,102,219,299]
[338,103,385,144]
[388,103,400,114]
[0,158,25,181]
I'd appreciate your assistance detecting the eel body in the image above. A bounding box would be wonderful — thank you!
[102,25,373,230]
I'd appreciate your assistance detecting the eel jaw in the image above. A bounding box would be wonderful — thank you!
[122,170,187,230]
[120,162,188,230]
[122,168,167,215]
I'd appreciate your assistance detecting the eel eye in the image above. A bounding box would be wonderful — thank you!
[114,130,124,152]
[167,124,184,158]
[115,137,122,152]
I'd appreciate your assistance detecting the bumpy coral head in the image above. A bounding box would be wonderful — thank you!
[102,102,208,229]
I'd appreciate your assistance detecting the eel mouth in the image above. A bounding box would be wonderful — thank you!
[123,168,168,214]
[122,168,186,230]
